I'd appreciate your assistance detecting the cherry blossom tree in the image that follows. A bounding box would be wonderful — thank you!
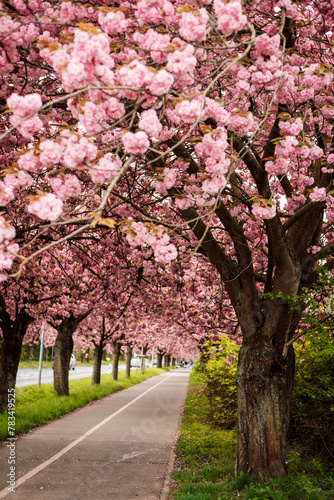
[1,0,334,478]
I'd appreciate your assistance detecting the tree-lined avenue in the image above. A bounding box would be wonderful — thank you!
[0,369,190,500]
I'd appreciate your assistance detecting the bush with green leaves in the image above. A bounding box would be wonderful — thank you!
[201,335,239,428]
[289,340,334,462]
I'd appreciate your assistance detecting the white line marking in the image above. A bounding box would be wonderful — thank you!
[0,375,170,498]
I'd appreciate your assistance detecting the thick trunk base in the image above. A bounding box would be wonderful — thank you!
[235,333,295,478]
[156,352,163,369]
[53,324,74,395]
[92,347,103,385]
[125,347,132,378]
[0,313,32,413]
[112,342,121,380]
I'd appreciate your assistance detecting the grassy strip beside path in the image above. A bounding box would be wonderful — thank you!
[169,371,334,500]
[0,368,171,442]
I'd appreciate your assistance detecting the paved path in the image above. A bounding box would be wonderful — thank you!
[0,369,190,500]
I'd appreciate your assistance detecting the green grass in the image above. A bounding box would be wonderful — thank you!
[0,367,171,442]
[169,372,334,500]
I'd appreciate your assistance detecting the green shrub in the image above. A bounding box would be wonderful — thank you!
[201,335,238,428]
[289,341,334,462]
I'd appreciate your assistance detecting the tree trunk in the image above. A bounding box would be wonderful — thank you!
[164,354,170,367]
[52,310,92,395]
[171,357,176,366]
[28,344,37,363]
[156,352,163,368]
[140,346,147,373]
[0,311,33,413]
[92,344,104,385]
[53,320,74,395]
[112,341,121,380]
[125,346,132,378]
[235,331,295,478]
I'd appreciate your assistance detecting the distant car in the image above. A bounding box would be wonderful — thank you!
[130,357,149,368]
[52,354,76,370]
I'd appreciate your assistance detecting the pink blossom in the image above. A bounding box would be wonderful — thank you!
[49,174,82,199]
[18,150,41,172]
[39,140,63,166]
[138,109,162,137]
[0,242,19,272]
[203,99,230,126]
[298,146,310,159]
[89,156,122,184]
[327,154,334,164]
[179,9,209,42]
[4,171,32,189]
[98,11,130,35]
[136,0,175,25]
[252,202,276,220]
[0,216,15,245]
[229,111,255,135]
[214,0,246,34]
[133,29,170,64]
[0,181,15,206]
[7,92,42,118]
[265,158,289,176]
[174,99,203,124]
[118,60,153,89]
[167,44,197,77]
[309,187,326,202]
[153,241,178,265]
[174,197,193,210]
[148,70,174,96]
[279,118,303,136]
[122,131,150,155]
[7,92,43,138]
[162,169,178,189]
[63,136,98,169]
[308,146,324,160]
[27,193,63,221]
[202,176,227,195]
[252,34,281,59]
[277,0,299,18]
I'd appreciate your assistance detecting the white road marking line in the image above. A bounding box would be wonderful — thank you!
[0,375,170,498]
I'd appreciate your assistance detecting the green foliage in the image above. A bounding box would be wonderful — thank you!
[261,267,334,348]
[171,372,334,500]
[0,367,170,442]
[201,335,238,428]
[289,340,334,462]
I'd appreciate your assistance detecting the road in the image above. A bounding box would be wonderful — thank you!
[15,364,126,388]
[0,368,190,499]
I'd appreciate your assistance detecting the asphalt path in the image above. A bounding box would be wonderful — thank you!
[0,368,190,499]
[15,364,126,388]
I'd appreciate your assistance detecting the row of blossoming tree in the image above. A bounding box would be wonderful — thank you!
[0,0,333,478]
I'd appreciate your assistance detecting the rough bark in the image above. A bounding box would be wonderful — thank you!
[125,346,132,378]
[171,357,176,366]
[156,352,163,368]
[164,354,170,367]
[0,310,33,413]
[235,330,295,478]
[112,341,121,380]
[53,320,75,395]
[92,344,103,385]
[53,311,91,395]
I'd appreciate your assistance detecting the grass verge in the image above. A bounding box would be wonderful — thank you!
[0,367,171,442]
[169,371,334,500]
